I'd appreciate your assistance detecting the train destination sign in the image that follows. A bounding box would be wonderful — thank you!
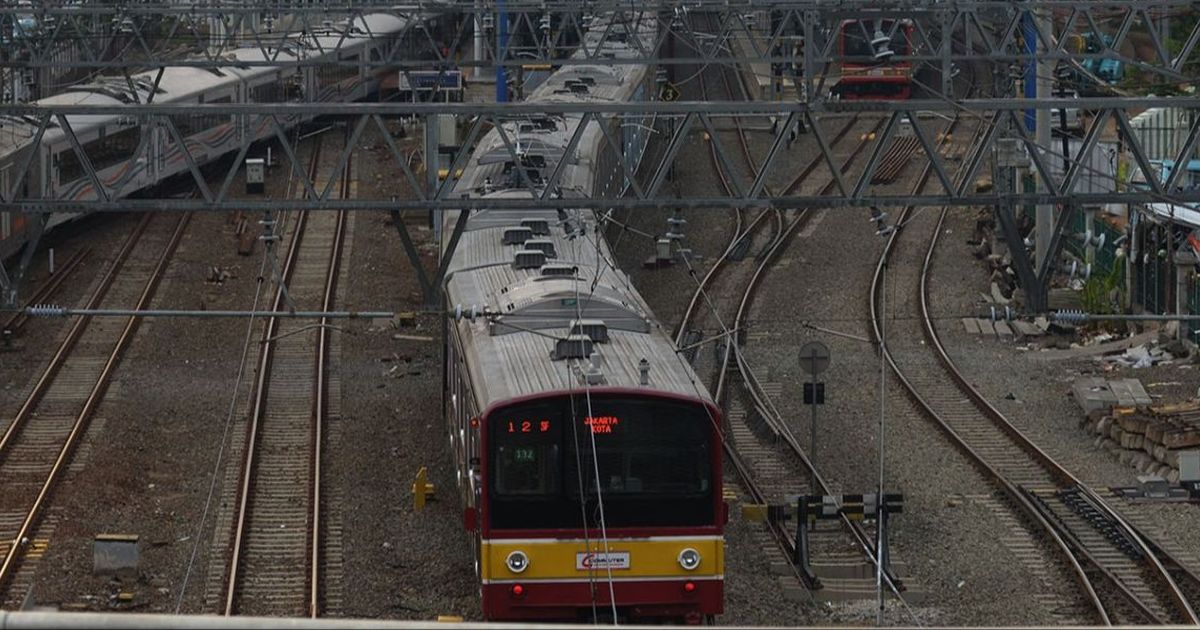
[507,419,552,433]
[584,415,620,434]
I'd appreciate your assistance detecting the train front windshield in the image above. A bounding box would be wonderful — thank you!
[489,395,715,530]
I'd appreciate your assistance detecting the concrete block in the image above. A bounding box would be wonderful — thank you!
[1073,377,1118,414]
[1179,451,1200,483]
[1012,320,1044,337]
[994,321,1014,338]
[962,318,980,334]
[94,534,139,576]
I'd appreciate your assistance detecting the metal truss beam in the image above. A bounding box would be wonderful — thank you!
[6,97,1200,116]
[3,99,1199,214]
[1,0,1197,85]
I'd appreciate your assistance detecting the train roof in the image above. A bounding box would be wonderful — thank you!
[444,193,707,407]
[442,11,710,411]
[0,12,413,155]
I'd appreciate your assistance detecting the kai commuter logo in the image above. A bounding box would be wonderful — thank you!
[576,551,631,570]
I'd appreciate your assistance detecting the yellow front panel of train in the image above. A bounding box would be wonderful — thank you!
[481,537,724,582]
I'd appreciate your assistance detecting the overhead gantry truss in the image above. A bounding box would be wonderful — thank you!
[0,0,1197,87]
[1,99,1197,214]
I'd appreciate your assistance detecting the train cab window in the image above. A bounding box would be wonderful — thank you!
[492,406,562,497]
[487,395,715,530]
[495,444,560,495]
[565,403,710,499]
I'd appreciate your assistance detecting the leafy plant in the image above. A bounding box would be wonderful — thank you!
[1080,252,1126,331]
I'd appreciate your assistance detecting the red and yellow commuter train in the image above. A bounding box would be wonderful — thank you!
[440,9,726,625]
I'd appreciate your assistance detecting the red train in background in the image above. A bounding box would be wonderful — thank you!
[835,19,915,100]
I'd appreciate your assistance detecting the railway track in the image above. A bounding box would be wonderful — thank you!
[870,110,1200,624]
[2,248,91,338]
[0,213,190,606]
[218,128,351,617]
[678,11,907,604]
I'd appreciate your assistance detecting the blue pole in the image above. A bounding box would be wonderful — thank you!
[1023,10,1036,132]
[496,2,508,102]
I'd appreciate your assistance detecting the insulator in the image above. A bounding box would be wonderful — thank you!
[1053,309,1089,325]
[453,304,483,322]
[989,305,1014,322]
[28,304,65,317]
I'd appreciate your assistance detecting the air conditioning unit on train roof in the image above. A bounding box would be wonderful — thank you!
[552,334,594,361]
[520,217,550,235]
[523,238,557,259]
[513,249,546,270]
[502,226,534,245]
[540,264,578,278]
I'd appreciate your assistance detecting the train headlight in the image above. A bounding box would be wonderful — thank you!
[678,548,701,571]
[505,550,530,574]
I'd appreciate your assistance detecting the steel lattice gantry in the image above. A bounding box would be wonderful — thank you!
[3,98,1198,212]
[0,0,1197,82]
[2,0,1200,309]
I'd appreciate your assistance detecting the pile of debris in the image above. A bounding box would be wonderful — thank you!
[1099,341,1187,368]
[1076,377,1200,482]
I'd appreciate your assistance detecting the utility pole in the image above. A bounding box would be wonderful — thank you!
[473,0,484,80]
[496,0,509,103]
[1032,8,1054,272]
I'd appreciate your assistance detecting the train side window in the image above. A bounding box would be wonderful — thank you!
[88,126,140,172]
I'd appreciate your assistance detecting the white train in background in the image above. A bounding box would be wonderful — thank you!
[0,9,454,260]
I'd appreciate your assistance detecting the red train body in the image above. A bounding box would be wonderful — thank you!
[836,19,915,100]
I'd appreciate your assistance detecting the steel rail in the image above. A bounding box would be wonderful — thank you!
[866,114,1125,625]
[223,139,322,616]
[0,217,150,463]
[674,109,861,340]
[1,248,91,336]
[720,144,911,603]
[918,213,1198,624]
[309,149,351,619]
[0,213,190,593]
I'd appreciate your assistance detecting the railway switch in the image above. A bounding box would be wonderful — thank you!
[413,466,436,511]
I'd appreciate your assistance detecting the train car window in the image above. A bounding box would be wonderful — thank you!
[251,82,283,103]
[89,126,140,172]
[57,149,84,184]
[176,96,232,137]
